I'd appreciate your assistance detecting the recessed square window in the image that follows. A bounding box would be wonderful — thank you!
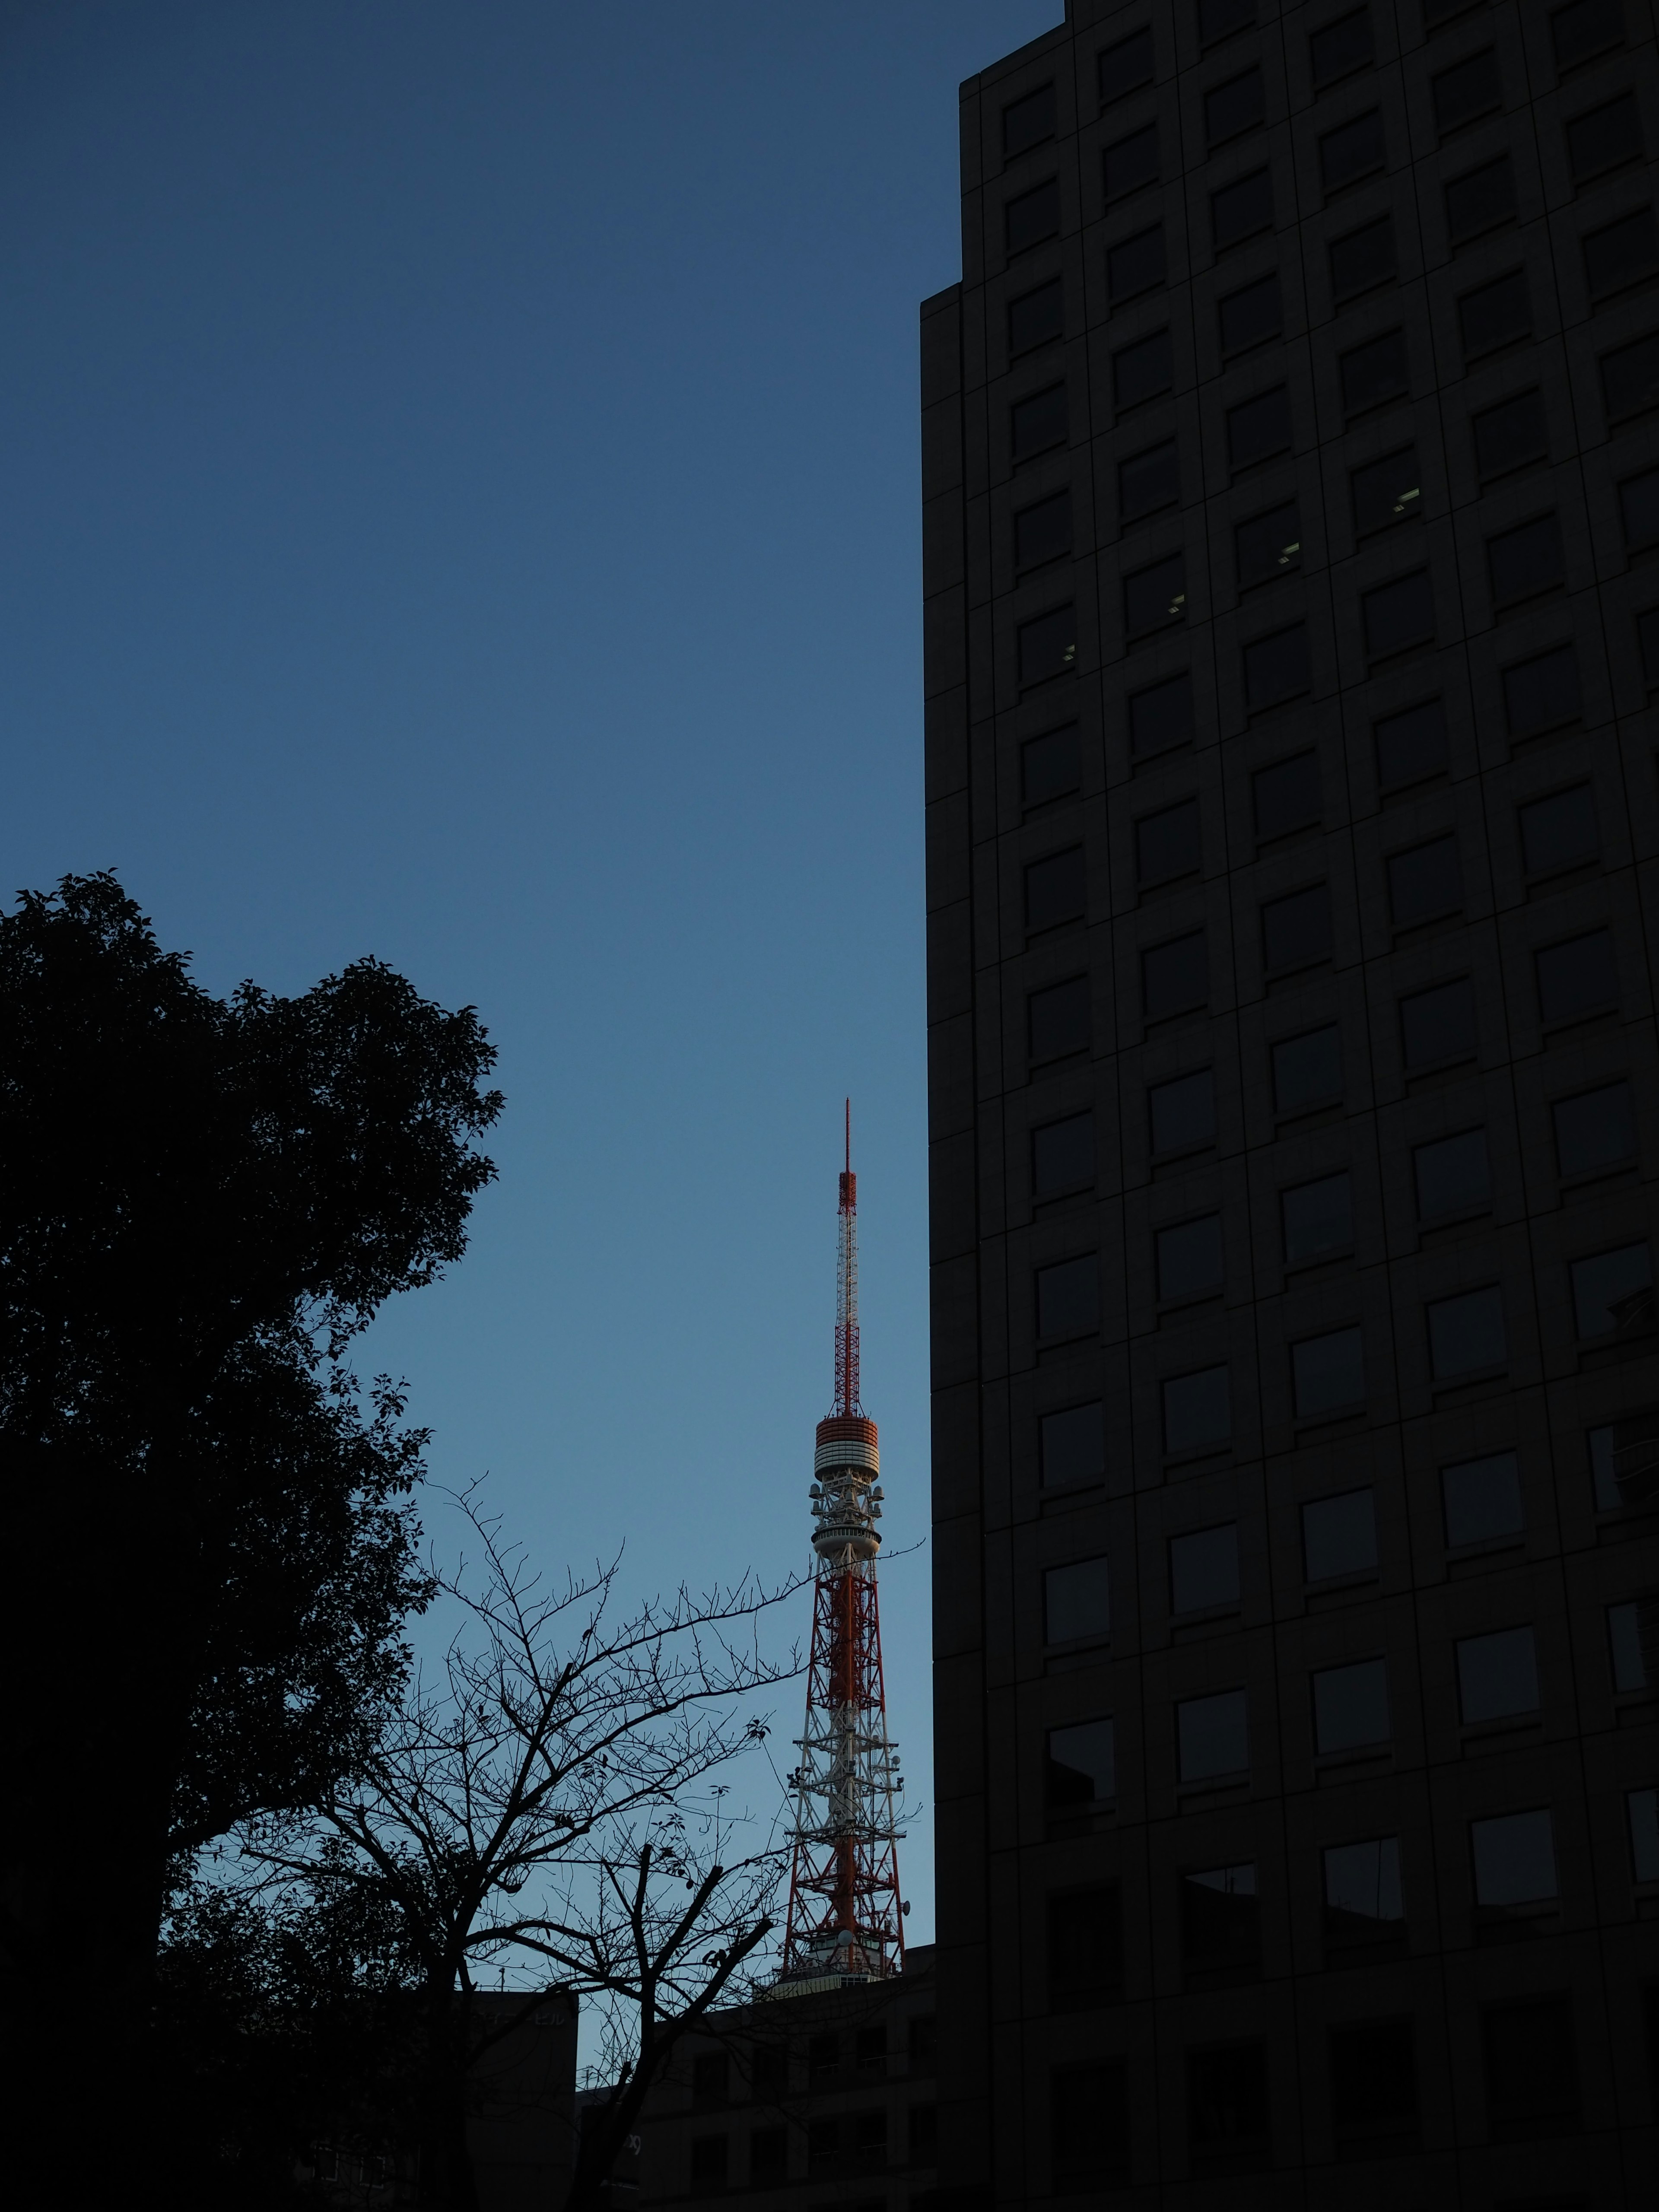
[1006,177,1061,256]
[1033,1111,1094,1196]
[1293,1325,1365,1417]
[1471,1808,1556,1904]
[1157,1212,1223,1300]
[1472,389,1548,480]
[1014,490,1072,570]
[1313,1657,1390,1752]
[1188,2042,1268,2160]
[1136,796,1201,885]
[1320,109,1386,194]
[1567,93,1643,185]
[1052,2060,1129,2187]
[1589,1422,1619,1510]
[1388,833,1461,926]
[1363,570,1435,658]
[1235,501,1301,590]
[1098,26,1155,105]
[1640,605,1659,683]
[1323,1835,1402,1940]
[1253,751,1320,840]
[1442,1450,1523,1546]
[1375,699,1448,789]
[1003,82,1057,161]
[1519,782,1596,876]
[1045,1556,1111,1643]
[1570,1240,1652,1336]
[1128,669,1194,754]
[1459,269,1531,362]
[1432,47,1500,135]
[1046,1884,1124,2004]
[1552,1081,1634,1178]
[1351,447,1421,534]
[1021,724,1080,807]
[1149,1067,1215,1155]
[1630,1788,1659,1882]
[1041,1400,1104,1487]
[1142,928,1208,1020]
[1218,273,1281,356]
[1200,0,1255,40]
[1011,381,1068,461]
[1262,882,1332,974]
[1484,2002,1579,2139]
[1124,551,1186,636]
[1503,642,1580,737]
[1457,1625,1538,1721]
[1607,1599,1653,1692]
[1227,385,1292,470]
[1009,278,1064,356]
[1170,1522,1239,1614]
[1206,67,1264,147]
[1600,331,1659,423]
[1243,622,1309,710]
[1400,976,1474,1070]
[1181,1862,1258,1974]
[1178,1688,1249,1781]
[1036,1253,1099,1340]
[1108,224,1166,301]
[1330,214,1396,301]
[1414,1126,1490,1219]
[1046,1717,1115,1808]
[1282,1171,1353,1264]
[1018,604,1077,686]
[1113,327,1172,411]
[1536,927,1617,1025]
[1212,168,1274,251]
[1621,466,1659,551]
[1303,1487,1377,1580]
[1552,0,1625,73]
[1029,975,1090,1063]
[1273,1024,1341,1114]
[1163,1364,1230,1453]
[1025,845,1085,931]
[1488,513,1564,604]
[1427,1285,1506,1378]
[1341,327,1408,415]
[1584,207,1659,302]
[1103,122,1160,201]
[1119,438,1179,521]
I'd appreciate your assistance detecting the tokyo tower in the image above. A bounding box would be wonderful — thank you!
[780,1106,907,1984]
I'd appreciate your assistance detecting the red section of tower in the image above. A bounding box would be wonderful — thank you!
[780,1108,906,1985]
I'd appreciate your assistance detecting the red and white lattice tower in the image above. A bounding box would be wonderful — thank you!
[780,1106,907,1985]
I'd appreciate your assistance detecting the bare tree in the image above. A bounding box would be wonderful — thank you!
[236,1490,802,2211]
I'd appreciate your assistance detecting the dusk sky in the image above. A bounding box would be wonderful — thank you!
[2,0,1061,1948]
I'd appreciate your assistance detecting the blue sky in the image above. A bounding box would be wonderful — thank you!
[1,0,1060,1953]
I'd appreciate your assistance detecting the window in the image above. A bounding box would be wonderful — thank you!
[1451,156,1513,244]
[1113,326,1172,410]
[1024,845,1084,931]
[1428,1286,1506,1377]
[1170,1523,1239,1614]
[1219,272,1281,354]
[1313,1657,1390,1752]
[1457,1626,1539,1721]
[1099,26,1155,104]
[1227,385,1292,470]
[1351,446,1421,534]
[1331,2022,1417,2148]
[808,2031,840,2088]
[1571,1240,1652,1335]
[1520,783,1596,877]
[1273,1024,1341,1113]
[751,2042,788,2098]
[1235,501,1301,589]
[1589,1421,1621,1510]
[1011,381,1068,461]
[1243,622,1309,710]
[1553,1081,1634,1177]
[1199,0,1255,41]
[1014,490,1071,570]
[1621,465,1659,550]
[1321,110,1386,194]
[1129,669,1193,754]
[1036,1254,1098,1340]
[1443,1451,1523,1545]
[1601,331,1659,422]
[1047,1885,1123,2004]
[1483,2000,1579,2139]
[1503,642,1580,736]
[1553,0,1625,73]
[1163,1365,1230,1453]
[1022,724,1079,807]
[1032,1111,1094,1197]
[1330,214,1396,301]
[909,2015,936,2072]
[806,2116,837,2169]
[1046,1555,1111,1643]
[1262,882,1331,973]
[1120,438,1178,520]
[1433,48,1500,135]
[693,2053,730,2108]
[1315,4,1376,81]
[1006,178,1060,256]
[1282,1171,1352,1263]
[1009,278,1063,356]
[1188,2042,1269,2163]
[1585,207,1659,301]
[1363,570,1434,657]
[1294,1326,1365,1417]
[1536,927,1617,1024]
[1459,269,1531,361]
[851,2107,887,2165]
[1182,1864,1259,1974]
[1046,1717,1115,1807]
[1488,513,1564,604]
[1303,1487,1378,1579]
[1642,605,1659,683]
[1253,751,1320,839]
[1029,975,1089,1062]
[1414,1127,1490,1219]
[690,2136,728,2190]
[1178,1688,1249,1781]
[1472,1810,1557,1904]
[1212,169,1273,251]
[1341,327,1408,414]
[1018,605,1076,686]
[1004,82,1056,161]
[1567,92,1643,184]
[1103,122,1160,200]
[1466,394,1548,494]
[1052,2061,1129,2187]
[1142,928,1208,1019]
[1109,224,1166,300]
[1040,1400,1103,1487]
[1400,976,1475,1068]
[1388,834,1461,926]
[749,2125,786,2182]
[1630,1789,1659,1881]
[1125,551,1186,636]
[908,2103,938,2160]
[1206,67,1264,146]
[1376,699,1448,788]
[1324,1836,1402,1942]
[1157,1212,1223,1300]
[1608,1599,1656,1691]
[1149,1067,1215,1154]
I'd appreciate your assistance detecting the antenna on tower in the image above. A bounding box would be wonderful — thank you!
[833,1099,861,1419]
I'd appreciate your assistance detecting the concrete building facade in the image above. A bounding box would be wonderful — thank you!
[921,0,1659,2202]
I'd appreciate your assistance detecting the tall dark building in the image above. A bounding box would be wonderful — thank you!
[921,0,1659,2202]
